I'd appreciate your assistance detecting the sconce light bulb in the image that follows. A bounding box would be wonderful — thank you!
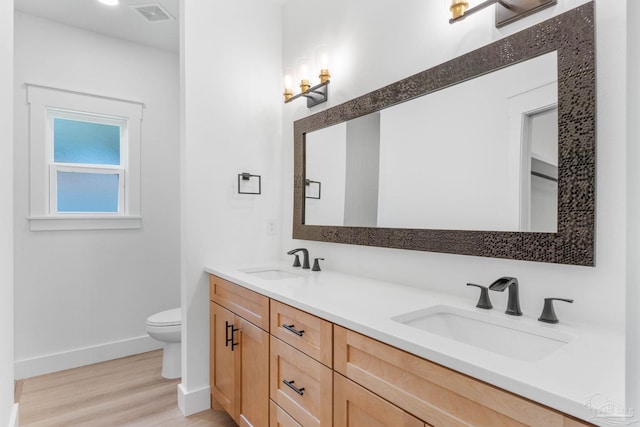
[300,80,311,93]
[298,60,311,83]
[283,74,294,90]
[316,47,330,83]
[317,49,330,70]
[283,72,295,102]
[450,0,469,19]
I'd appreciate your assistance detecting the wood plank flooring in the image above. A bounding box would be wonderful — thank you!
[17,350,237,427]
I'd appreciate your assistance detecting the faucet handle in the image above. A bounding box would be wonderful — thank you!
[466,283,493,309]
[312,258,324,271]
[538,298,574,324]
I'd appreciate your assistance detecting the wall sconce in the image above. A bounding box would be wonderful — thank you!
[283,50,331,108]
[449,0,556,27]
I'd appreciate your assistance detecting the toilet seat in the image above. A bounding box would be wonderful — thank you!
[146,308,181,327]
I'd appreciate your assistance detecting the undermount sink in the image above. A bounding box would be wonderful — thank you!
[392,305,573,362]
[243,268,302,280]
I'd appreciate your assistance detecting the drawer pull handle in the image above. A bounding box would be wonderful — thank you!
[225,321,233,347]
[230,325,239,351]
[282,379,305,396]
[282,324,305,337]
[225,321,239,351]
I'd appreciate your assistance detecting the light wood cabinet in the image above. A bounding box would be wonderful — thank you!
[209,274,594,427]
[270,400,303,427]
[270,336,332,427]
[270,300,333,367]
[334,325,594,427]
[210,275,270,427]
[210,302,238,416]
[211,275,269,331]
[334,372,427,427]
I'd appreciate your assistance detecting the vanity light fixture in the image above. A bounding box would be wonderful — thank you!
[283,52,331,108]
[449,0,556,27]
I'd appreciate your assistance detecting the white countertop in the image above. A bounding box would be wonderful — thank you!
[205,263,625,426]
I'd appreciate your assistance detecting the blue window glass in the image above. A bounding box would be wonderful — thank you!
[57,171,119,213]
[54,118,120,165]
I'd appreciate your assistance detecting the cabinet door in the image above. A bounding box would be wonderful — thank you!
[211,302,240,419]
[238,316,269,427]
[334,373,426,427]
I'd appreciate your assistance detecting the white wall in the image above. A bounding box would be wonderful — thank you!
[180,0,282,415]
[626,0,640,418]
[13,12,180,378]
[282,0,626,337]
[1,1,15,425]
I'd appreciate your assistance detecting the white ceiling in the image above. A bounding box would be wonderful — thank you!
[14,0,180,52]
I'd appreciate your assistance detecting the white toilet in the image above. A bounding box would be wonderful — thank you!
[146,308,181,379]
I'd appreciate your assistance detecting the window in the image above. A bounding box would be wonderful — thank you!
[27,84,143,230]
[48,110,127,214]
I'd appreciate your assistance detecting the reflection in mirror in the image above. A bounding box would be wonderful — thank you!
[305,52,557,232]
[524,106,558,232]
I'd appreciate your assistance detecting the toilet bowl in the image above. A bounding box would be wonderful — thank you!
[146,308,181,379]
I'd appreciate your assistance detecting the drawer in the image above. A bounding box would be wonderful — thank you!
[270,400,302,427]
[270,300,332,367]
[334,325,590,427]
[334,372,427,427]
[270,336,332,427]
[209,275,269,331]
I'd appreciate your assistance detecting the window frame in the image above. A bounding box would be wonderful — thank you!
[27,84,144,231]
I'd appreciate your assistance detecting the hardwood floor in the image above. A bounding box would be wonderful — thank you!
[17,350,238,427]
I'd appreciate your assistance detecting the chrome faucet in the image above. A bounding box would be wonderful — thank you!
[287,248,310,269]
[488,277,522,316]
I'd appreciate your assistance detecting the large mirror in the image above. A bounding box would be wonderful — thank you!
[293,3,595,266]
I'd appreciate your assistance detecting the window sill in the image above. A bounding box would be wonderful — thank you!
[29,216,142,231]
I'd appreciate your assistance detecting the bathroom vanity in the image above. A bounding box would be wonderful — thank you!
[207,264,621,426]
[205,3,613,426]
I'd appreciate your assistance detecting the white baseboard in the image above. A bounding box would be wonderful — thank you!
[177,383,210,416]
[8,403,18,427]
[14,335,163,379]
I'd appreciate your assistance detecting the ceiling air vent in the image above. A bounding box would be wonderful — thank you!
[130,3,175,23]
